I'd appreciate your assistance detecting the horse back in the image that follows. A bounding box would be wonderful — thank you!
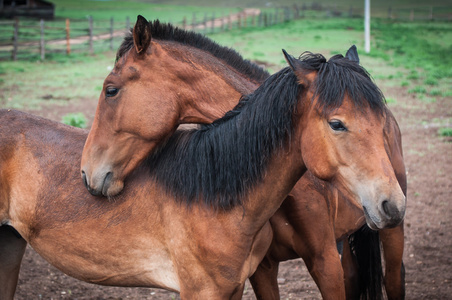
[0,109,88,237]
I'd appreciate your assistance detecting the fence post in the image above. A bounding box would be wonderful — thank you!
[12,18,18,61]
[66,18,70,55]
[192,13,196,30]
[40,19,45,60]
[182,16,186,30]
[211,13,215,33]
[410,9,414,21]
[203,13,207,34]
[88,16,93,54]
[110,17,114,50]
[126,16,130,30]
[293,4,299,19]
[429,6,433,20]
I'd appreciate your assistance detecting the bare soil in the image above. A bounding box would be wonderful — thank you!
[10,80,452,299]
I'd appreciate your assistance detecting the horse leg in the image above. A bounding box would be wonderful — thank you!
[341,237,360,300]
[380,223,405,300]
[302,241,345,300]
[249,255,280,300]
[0,225,27,300]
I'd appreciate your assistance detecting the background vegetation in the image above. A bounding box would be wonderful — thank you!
[0,0,451,129]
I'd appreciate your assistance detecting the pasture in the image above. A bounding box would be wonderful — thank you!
[1,0,451,299]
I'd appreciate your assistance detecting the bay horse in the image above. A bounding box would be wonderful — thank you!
[1,51,405,299]
[81,17,406,299]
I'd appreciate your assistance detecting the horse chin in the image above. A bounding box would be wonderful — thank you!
[362,206,381,231]
[103,180,124,198]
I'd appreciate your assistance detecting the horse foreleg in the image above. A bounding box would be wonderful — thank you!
[249,255,280,300]
[341,237,360,300]
[0,225,27,300]
[380,223,405,300]
[302,242,346,300]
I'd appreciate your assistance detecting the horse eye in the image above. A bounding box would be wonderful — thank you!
[329,120,347,132]
[106,87,119,97]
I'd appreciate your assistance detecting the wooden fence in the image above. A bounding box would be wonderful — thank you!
[0,4,451,61]
[0,16,132,61]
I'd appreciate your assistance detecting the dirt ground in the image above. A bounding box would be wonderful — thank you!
[9,73,452,299]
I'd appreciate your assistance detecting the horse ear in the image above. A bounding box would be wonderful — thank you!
[345,45,359,64]
[282,49,298,71]
[133,15,152,55]
[282,49,311,87]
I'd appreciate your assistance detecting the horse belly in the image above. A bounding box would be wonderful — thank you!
[28,227,181,292]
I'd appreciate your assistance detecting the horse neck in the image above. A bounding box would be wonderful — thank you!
[241,134,306,232]
[154,40,263,123]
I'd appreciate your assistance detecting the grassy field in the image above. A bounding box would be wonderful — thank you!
[51,0,240,21]
[1,1,451,123]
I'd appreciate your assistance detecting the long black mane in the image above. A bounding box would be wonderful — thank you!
[146,67,299,209]
[117,19,269,83]
[145,52,385,210]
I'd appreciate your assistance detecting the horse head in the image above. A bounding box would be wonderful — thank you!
[284,48,405,229]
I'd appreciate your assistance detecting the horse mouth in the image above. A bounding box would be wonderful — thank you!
[363,207,379,231]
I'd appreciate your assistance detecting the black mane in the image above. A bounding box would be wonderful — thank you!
[144,52,386,210]
[117,19,269,83]
[146,67,299,210]
[297,52,386,115]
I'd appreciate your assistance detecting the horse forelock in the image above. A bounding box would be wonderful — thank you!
[116,19,269,83]
[298,52,386,116]
[145,67,299,210]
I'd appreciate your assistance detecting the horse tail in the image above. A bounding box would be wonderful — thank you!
[348,225,384,300]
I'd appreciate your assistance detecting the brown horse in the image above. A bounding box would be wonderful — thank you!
[1,50,404,299]
[81,18,406,299]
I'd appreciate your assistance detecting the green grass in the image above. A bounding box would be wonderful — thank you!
[62,112,88,128]
[0,52,115,110]
[438,127,452,137]
[386,97,397,104]
[408,86,427,94]
[52,0,238,23]
[207,18,364,70]
[2,3,452,115]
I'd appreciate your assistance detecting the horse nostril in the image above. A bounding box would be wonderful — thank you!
[382,200,399,218]
[81,170,89,189]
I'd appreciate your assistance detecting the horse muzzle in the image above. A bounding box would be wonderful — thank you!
[81,168,124,197]
[363,195,406,230]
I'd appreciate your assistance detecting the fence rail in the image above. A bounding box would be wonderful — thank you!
[0,5,451,61]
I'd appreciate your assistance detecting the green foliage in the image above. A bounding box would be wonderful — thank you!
[429,88,443,96]
[418,95,436,103]
[401,81,410,87]
[425,77,439,86]
[385,97,397,104]
[406,71,419,80]
[372,20,452,82]
[62,112,87,128]
[408,86,427,94]
[438,127,452,137]
[52,0,239,23]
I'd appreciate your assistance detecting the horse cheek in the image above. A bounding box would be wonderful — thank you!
[301,127,336,182]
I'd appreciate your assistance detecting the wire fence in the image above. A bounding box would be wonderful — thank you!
[0,4,451,61]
